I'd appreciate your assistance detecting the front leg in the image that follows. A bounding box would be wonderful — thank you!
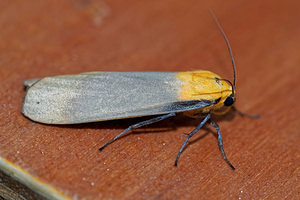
[174,113,211,167]
[209,119,235,170]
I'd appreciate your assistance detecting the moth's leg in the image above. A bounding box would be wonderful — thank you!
[232,106,260,118]
[99,113,176,151]
[174,113,211,167]
[209,119,235,170]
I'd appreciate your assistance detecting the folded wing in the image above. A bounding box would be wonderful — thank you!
[22,72,213,124]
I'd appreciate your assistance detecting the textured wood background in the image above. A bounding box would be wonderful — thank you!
[0,0,299,199]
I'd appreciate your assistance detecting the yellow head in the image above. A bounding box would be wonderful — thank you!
[177,70,235,116]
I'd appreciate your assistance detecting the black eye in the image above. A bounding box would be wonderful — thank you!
[224,96,234,106]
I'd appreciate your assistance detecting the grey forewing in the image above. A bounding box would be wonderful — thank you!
[22,72,212,124]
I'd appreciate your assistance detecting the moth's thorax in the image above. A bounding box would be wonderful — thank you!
[177,70,234,115]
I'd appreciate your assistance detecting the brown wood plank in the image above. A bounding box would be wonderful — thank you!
[0,0,299,199]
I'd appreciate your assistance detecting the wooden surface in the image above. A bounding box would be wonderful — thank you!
[0,0,299,199]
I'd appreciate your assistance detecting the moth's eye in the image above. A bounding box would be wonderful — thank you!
[224,96,234,106]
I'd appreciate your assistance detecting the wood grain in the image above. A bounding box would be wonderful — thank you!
[0,0,299,199]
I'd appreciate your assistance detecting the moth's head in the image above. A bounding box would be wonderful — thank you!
[218,89,235,114]
[209,76,235,115]
[223,79,235,107]
[176,71,235,116]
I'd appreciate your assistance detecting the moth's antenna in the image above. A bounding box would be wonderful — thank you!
[210,10,236,88]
